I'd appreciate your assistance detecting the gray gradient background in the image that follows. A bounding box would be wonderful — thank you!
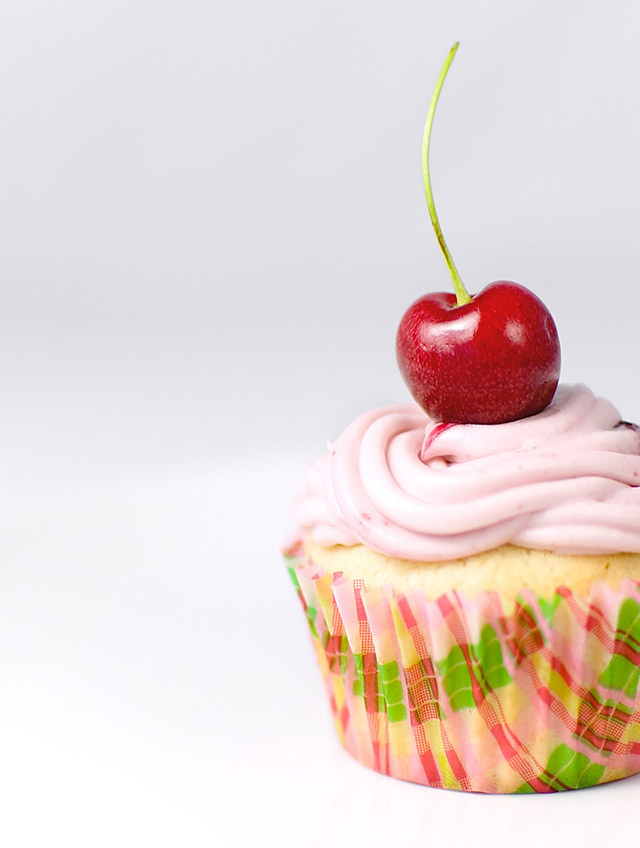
[2,2,640,844]
[2,0,640,502]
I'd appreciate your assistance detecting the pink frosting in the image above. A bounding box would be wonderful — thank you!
[294,385,640,560]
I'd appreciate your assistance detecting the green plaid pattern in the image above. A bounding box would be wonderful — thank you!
[286,542,640,793]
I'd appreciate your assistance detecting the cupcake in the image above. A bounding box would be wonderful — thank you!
[284,44,640,793]
[285,386,640,793]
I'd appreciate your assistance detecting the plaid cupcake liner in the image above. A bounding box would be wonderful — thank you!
[285,540,640,793]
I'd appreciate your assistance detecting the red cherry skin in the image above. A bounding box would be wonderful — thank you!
[396,281,561,424]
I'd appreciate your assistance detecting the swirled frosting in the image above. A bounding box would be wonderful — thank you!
[294,385,640,560]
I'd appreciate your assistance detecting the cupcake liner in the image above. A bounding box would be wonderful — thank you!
[285,540,640,793]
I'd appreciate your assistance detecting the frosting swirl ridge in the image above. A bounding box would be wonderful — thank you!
[293,385,640,560]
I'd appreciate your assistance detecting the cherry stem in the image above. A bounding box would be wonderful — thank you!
[422,42,471,306]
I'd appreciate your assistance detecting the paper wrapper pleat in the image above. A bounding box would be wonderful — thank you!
[285,541,640,793]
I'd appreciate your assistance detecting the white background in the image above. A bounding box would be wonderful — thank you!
[1,1,640,845]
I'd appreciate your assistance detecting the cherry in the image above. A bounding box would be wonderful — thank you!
[396,43,561,424]
[397,282,560,424]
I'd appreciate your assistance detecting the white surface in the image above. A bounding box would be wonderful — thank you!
[0,456,638,847]
[1,1,640,844]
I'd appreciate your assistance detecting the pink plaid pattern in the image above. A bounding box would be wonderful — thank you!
[285,540,640,793]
